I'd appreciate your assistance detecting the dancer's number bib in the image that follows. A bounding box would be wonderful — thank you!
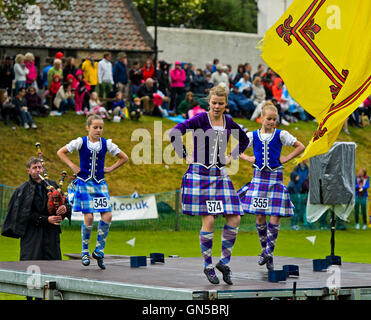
[206,200,224,214]
[252,197,269,210]
[93,197,109,209]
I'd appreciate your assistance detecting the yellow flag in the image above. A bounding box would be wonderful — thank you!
[260,0,371,162]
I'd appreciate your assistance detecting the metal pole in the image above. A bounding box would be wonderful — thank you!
[153,0,158,68]
[330,206,335,256]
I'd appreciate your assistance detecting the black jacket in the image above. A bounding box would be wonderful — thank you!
[2,177,63,260]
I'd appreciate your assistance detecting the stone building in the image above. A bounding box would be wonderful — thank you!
[0,0,153,74]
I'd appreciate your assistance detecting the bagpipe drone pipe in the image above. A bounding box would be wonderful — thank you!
[35,142,72,224]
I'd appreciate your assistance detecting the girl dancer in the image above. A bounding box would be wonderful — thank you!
[238,101,305,270]
[169,84,249,285]
[57,115,128,269]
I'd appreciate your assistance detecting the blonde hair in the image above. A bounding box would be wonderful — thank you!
[207,83,229,104]
[25,52,34,61]
[15,54,25,64]
[86,114,103,127]
[261,101,278,116]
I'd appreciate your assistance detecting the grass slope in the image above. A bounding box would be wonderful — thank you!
[1,113,370,195]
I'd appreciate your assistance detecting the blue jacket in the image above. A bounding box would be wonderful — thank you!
[356,176,369,198]
[112,61,128,85]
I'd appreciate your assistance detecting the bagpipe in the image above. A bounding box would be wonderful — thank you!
[35,142,72,224]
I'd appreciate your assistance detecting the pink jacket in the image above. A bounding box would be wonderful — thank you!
[170,68,186,88]
[24,61,37,84]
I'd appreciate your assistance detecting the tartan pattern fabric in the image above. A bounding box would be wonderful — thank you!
[220,225,238,267]
[200,230,214,269]
[81,223,93,256]
[265,222,280,258]
[94,220,110,256]
[256,222,268,262]
[238,169,294,217]
[72,179,111,214]
[181,164,244,216]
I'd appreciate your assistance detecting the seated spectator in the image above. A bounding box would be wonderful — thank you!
[111,91,128,119]
[236,72,252,98]
[47,59,63,89]
[63,57,77,80]
[49,73,62,108]
[0,88,16,128]
[188,101,206,119]
[87,91,110,119]
[136,78,157,114]
[74,81,90,115]
[24,52,38,91]
[12,87,37,129]
[272,77,283,102]
[54,83,75,114]
[228,83,255,118]
[25,86,49,117]
[129,97,143,121]
[252,76,266,106]
[355,168,369,230]
[177,91,199,119]
[281,84,307,121]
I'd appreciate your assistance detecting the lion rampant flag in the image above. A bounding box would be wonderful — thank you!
[260,0,371,162]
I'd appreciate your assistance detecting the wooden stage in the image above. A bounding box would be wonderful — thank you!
[0,255,371,300]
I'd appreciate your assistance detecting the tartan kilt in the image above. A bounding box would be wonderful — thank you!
[237,168,294,217]
[181,164,244,216]
[72,178,112,214]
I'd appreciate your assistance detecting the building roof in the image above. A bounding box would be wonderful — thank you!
[0,0,153,52]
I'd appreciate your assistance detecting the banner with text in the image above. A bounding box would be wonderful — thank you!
[71,195,159,221]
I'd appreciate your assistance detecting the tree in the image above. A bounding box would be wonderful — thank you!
[132,0,207,28]
[0,0,70,21]
[195,0,258,33]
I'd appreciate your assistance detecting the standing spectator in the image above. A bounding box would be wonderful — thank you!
[24,53,38,90]
[211,58,219,73]
[156,60,170,97]
[169,61,186,111]
[141,58,155,82]
[47,59,63,89]
[41,58,53,90]
[272,77,283,102]
[204,62,213,76]
[211,64,229,88]
[14,54,29,95]
[288,170,301,230]
[129,61,143,96]
[112,52,129,101]
[98,52,114,99]
[191,69,207,95]
[63,57,77,80]
[233,64,245,85]
[12,87,37,129]
[82,52,98,92]
[0,56,14,97]
[355,168,369,230]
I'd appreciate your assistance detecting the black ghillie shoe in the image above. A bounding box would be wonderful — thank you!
[266,256,274,271]
[92,251,106,270]
[81,254,90,266]
[203,267,220,284]
[216,261,233,285]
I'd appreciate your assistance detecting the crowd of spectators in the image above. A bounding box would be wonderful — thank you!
[1,52,370,131]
